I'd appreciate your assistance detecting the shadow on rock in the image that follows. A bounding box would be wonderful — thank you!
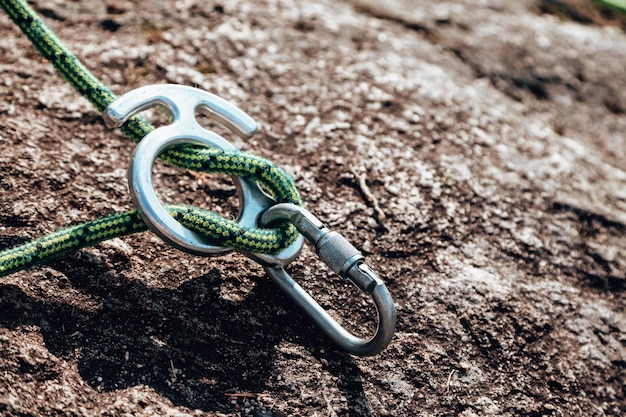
[0,251,371,414]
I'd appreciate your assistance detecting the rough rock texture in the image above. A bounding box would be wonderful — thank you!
[0,0,625,416]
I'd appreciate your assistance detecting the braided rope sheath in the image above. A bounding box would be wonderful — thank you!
[595,0,626,13]
[0,0,301,276]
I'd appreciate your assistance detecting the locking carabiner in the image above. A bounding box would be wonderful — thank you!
[260,203,396,356]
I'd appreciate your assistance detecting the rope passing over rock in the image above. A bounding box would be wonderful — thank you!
[0,0,396,356]
[0,0,301,276]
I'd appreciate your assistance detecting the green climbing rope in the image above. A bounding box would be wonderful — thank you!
[595,0,626,13]
[0,0,301,277]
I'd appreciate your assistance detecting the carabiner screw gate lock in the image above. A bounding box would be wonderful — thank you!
[261,203,396,356]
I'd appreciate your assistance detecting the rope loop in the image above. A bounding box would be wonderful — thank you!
[0,0,302,277]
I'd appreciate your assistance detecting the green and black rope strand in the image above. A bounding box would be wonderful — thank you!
[595,0,626,13]
[0,0,301,277]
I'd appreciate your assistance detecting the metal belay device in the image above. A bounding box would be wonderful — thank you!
[104,84,396,356]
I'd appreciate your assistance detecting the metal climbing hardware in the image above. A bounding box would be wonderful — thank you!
[0,0,397,355]
[260,203,397,356]
[103,84,304,267]
[105,84,396,356]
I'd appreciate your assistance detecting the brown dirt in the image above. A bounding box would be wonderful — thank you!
[1,0,625,416]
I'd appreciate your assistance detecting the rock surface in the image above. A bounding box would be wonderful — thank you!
[0,0,625,415]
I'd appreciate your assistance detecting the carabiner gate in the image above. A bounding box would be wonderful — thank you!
[261,203,396,356]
